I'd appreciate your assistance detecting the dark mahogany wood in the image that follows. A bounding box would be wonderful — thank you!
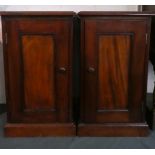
[1,11,154,137]
[78,11,155,17]
[22,35,55,112]
[78,123,149,137]
[1,12,76,136]
[78,12,151,136]
[0,11,76,16]
[5,123,75,137]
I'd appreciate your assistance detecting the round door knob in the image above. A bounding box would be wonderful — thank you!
[58,67,66,73]
[87,67,95,73]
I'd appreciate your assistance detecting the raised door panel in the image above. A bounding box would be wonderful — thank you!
[82,18,149,123]
[98,35,129,110]
[22,35,55,112]
[4,18,72,123]
[97,34,131,122]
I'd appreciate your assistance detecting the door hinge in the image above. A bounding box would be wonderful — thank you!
[146,33,148,44]
[5,32,7,45]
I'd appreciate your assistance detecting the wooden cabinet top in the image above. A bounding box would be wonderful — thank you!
[0,11,155,17]
[78,11,155,17]
[0,11,76,16]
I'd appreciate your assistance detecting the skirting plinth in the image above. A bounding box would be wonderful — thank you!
[78,123,149,137]
[5,123,76,137]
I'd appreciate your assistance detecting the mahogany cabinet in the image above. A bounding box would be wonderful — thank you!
[1,12,76,137]
[78,12,152,136]
[0,11,154,137]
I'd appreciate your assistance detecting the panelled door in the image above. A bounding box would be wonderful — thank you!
[4,17,73,123]
[81,18,149,123]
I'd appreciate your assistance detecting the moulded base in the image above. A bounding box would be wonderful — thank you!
[78,123,149,137]
[5,123,76,137]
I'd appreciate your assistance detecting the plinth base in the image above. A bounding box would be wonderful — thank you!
[5,123,76,137]
[78,123,149,137]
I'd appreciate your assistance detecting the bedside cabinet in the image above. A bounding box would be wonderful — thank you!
[1,11,154,137]
[78,12,152,136]
[1,12,76,137]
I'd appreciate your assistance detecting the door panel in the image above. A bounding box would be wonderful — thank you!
[83,18,148,123]
[98,35,130,110]
[5,18,72,123]
[22,35,55,112]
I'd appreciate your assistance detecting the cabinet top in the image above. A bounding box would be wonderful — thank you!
[0,11,76,16]
[78,11,155,17]
[1,11,155,17]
